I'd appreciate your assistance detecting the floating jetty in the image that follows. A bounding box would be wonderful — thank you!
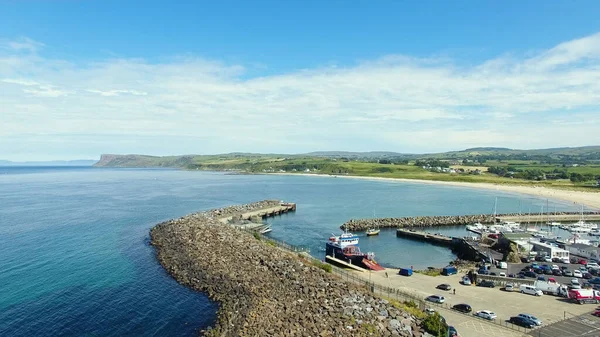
[342,212,600,231]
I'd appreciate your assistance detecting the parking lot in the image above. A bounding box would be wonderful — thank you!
[486,261,600,286]
[368,269,598,337]
[529,311,600,337]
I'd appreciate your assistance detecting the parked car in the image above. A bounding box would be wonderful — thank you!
[571,278,580,285]
[574,270,583,278]
[461,276,471,285]
[451,303,472,313]
[448,326,458,337]
[520,285,543,296]
[579,259,588,265]
[535,256,546,262]
[544,269,553,275]
[584,273,593,280]
[508,273,516,278]
[489,272,497,276]
[436,284,452,291]
[477,268,489,275]
[426,295,445,303]
[518,313,543,326]
[592,310,600,317]
[587,262,600,270]
[534,269,544,274]
[504,283,514,292]
[475,310,497,320]
[537,276,546,281]
[551,264,560,270]
[477,280,495,288]
[553,269,563,276]
[590,269,599,276]
[589,277,600,285]
[544,256,552,262]
[563,270,574,277]
[518,272,526,279]
[499,272,506,277]
[561,266,569,270]
[552,257,562,263]
[509,316,536,328]
[525,271,537,278]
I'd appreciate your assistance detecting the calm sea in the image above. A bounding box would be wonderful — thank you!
[0,167,578,336]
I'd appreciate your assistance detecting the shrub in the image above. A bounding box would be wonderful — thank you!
[422,312,448,337]
[252,231,261,240]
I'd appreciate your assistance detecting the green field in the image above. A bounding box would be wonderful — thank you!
[94,147,600,191]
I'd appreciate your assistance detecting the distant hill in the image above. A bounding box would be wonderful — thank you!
[0,159,97,166]
[304,151,416,159]
[93,146,600,168]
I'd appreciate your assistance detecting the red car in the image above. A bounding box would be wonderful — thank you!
[579,259,588,265]
[592,310,600,317]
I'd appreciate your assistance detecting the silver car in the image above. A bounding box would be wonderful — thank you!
[426,295,445,303]
[518,313,542,326]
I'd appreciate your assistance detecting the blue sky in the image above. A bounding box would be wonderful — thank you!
[1,1,600,160]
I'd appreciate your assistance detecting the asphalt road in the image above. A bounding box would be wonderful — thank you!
[529,311,600,337]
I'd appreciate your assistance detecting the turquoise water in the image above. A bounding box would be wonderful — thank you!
[0,167,578,336]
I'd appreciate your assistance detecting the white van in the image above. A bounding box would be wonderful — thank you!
[520,285,543,296]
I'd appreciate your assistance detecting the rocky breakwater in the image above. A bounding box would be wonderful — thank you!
[151,202,425,337]
[342,211,600,231]
[342,214,497,231]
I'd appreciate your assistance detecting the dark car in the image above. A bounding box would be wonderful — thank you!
[478,268,489,275]
[535,256,546,262]
[509,316,536,328]
[521,267,532,272]
[537,276,546,281]
[553,269,563,276]
[589,278,600,285]
[534,268,544,274]
[561,266,569,270]
[584,273,593,280]
[591,269,599,276]
[518,272,526,279]
[525,271,537,278]
[508,273,516,278]
[489,272,497,276]
[478,280,495,288]
[563,270,574,277]
[552,257,562,263]
[436,284,452,291]
[520,257,529,263]
[544,269,553,275]
[448,326,458,337]
[452,303,472,313]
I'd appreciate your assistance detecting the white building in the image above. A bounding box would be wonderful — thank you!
[566,243,600,260]
[530,240,570,260]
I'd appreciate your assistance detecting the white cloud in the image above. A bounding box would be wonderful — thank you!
[1,34,600,160]
[2,37,45,52]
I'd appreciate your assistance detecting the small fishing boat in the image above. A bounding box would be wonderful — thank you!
[259,225,272,234]
[366,228,380,236]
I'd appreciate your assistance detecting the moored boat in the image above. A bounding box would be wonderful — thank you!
[325,232,383,270]
[366,228,380,236]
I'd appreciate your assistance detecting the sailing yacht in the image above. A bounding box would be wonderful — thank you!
[569,204,598,233]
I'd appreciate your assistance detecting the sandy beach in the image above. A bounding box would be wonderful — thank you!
[272,173,600,210]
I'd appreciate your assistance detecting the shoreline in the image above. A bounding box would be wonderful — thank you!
[269,172,600,210]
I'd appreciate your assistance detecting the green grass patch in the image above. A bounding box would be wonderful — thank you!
[414,269,442,277]
[311,260,332,273]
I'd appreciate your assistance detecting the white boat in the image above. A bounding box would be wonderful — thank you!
[547,221,562,227]
[466,222,485,235]
[328,232,360,247]
[259,225,273,234]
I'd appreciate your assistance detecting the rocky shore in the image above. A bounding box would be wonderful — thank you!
[151,201,425,337]
[341,212,600,231]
